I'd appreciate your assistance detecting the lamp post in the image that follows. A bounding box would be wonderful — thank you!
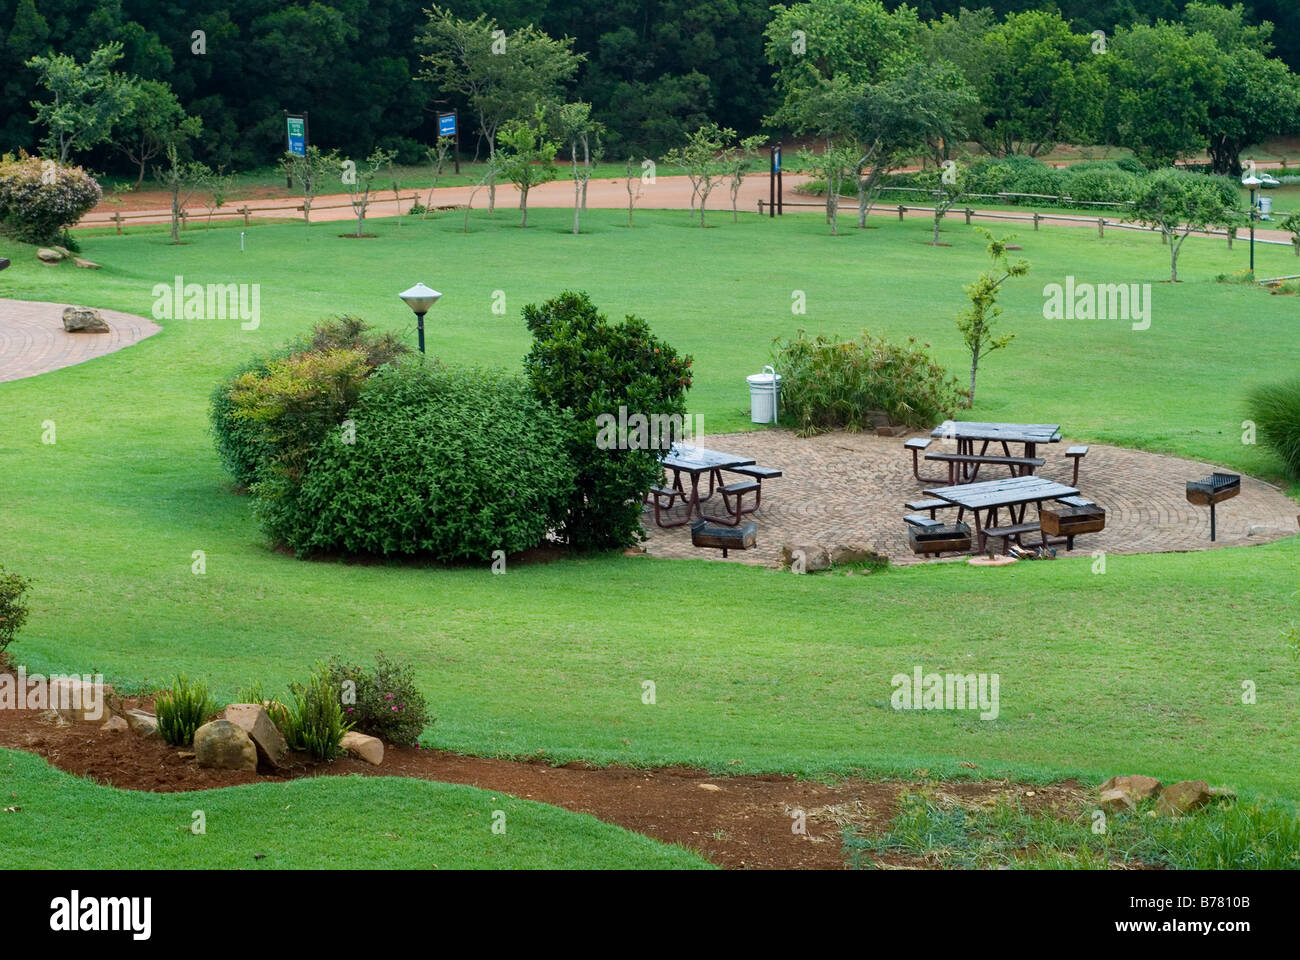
[1242,174,1261,273]
[398,283,442,354]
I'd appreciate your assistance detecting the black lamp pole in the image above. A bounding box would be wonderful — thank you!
[415,311,427,354]
[1249,186,1257,273]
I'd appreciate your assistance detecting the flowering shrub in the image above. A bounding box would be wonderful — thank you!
[0,564,32,663]
[326,653,431,746]
[0,153,101,244]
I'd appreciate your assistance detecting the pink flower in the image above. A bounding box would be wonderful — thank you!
[392,706,398,711]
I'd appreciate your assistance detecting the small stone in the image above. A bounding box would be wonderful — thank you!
[124,709,160,739]
[193,719,258,771]
[780,543,830,572]
[830,545,889,568]
[1156,780,1212,816]
[698,783,721,791]
[101,716,129,733]
[37,247,65,263]
[73,257,101,269]
[1098,775,1162,802]
[875,425,896,437]
[340,730,383,765]
[1099,788,1136,814]
[36,709,70,727]
[61,306,110,333]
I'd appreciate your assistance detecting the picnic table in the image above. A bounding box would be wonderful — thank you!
[654,446,756,526]
[924,474,1079,554]
[928,421,1062,483]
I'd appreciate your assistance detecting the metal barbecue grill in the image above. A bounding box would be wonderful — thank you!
[1185,473,1240,541]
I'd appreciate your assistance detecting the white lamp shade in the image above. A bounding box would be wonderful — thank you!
[1242,176,1262,188]
[399,283,442,315]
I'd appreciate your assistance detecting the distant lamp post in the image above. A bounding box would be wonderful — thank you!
[398,282,442,354]
[1242,174,1261,273]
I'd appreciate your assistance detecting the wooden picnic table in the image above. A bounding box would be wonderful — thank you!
[656,446,756,524]
[930,421,1062,483]
[924,475,1079,554]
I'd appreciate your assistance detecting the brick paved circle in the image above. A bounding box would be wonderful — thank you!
[641,429,1299,566]
[0,298,160,383]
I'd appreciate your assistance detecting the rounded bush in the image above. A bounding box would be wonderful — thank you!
[1067,166,1139,206]
[0,155,101,245]
[1247,378,1300,478]
[264,362,575,560]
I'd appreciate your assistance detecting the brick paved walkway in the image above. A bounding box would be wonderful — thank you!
[641,429,1299,566]
[0,299,160,382]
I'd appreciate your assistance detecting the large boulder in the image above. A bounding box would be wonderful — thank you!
[222,703,288,768]
[341,731,384,766]
[193,719,258,771]
[49,677,116,723]
[1156,780,1212,816]
[1098,775,1162,804]
[61,306,110,333]
[37,247,65,264]
[780,543,830,572]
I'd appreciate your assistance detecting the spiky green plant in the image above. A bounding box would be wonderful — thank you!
[1247,378,1300,477]
[155,674,218,746]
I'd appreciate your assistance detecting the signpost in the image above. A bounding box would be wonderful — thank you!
[284,111,309,187]
[770,144,783,217]
[438,111,460,174]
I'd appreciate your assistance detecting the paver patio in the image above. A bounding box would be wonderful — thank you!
[640,429,1299,566]
[0,298,160,383]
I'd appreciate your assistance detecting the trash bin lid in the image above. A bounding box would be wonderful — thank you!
[747,372,781,385]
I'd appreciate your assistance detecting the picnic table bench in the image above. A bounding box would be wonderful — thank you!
[648,446,781,529]
[922,475,1081,555]
[924,421,1062,484]
[924,451,1045,485]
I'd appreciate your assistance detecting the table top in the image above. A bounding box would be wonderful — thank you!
[924,475,1079,510]
[660,445,755,472]
[931,421,1062,444]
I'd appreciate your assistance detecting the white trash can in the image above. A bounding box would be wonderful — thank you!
[746,365,781,424]
[1259,195,1274,220]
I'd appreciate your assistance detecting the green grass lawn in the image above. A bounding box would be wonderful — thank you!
[0,748,709,869]
[1,207,1298,812]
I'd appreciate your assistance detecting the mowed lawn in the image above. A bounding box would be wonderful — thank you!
[0,208,1297,804]
[0,749,710,869]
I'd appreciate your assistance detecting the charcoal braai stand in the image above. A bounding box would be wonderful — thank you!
[1185,473,1240,542]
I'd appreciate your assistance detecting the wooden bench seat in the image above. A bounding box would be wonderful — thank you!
[1055,495,1094,508]
[903,514,944,530]
[981,521,1042,554]
[703,479,764,526]
[903,437,944,483]
[925,452,1044,484]
[727,465,783,480]
[1065,445,1089,484]
[905,498,955,518]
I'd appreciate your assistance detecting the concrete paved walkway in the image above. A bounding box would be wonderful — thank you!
[640,429,1298,566]
[0,299,160,382]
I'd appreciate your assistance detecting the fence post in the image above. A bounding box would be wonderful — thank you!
[1227,226,1235,250]
[1097,218,1104,239]
[113,211,123,235]
[241,205,250,227]
[897,204,905,222]
[1033,212,1040,232]
[964,208,972,225]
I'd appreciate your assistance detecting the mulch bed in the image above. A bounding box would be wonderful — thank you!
[0,679,1086,869]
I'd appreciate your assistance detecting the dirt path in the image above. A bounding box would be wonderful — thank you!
[0,687,1088,869]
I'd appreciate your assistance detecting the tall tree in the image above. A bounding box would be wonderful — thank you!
[26,42,137,163]
[113,79,197,187]
[1129,168,1240,282]
[498,112,558,227]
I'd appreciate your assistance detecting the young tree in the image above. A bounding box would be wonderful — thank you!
[957,230,1030,407]
[113,79,197,188]
[26,42,136,164]
[199,166,236,229]
[280,146,341,225]
[462,154,504,233]
[796,143,859,235]
[552,102,604,234]
[1129,168,1240,282]
[498,114,558,227]
[344,148,396,238]
[921,160,968,245]
[625,155,646,227]
[724,135,765,223]
[665,123,732,227]
[419,6,582,213]
[421,135,455,217]
[156,141,210,244]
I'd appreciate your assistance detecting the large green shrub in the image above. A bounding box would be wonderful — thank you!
[773,330,964,436]
[0,153,101,245]
[262,362,574,560]
[1247,378,1300,477]
[0,564,32,662]
[1065,164,1139,206]
[209,316,409,488]
[326,653,431,746]
[522,291,692,550]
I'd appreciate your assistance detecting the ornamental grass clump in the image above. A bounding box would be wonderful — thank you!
[155,674,218,746]
[1247,378,1300,478]
[280,666,352,761]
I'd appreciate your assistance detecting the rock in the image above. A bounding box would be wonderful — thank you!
[1156,779,1212,816]
[340,731,384,766]
[1098,775,1162,803]
[222,703,288,768]
[49,677,116,723]
[193,719,258,771]
[1099,788,1136,814]
[61,306,110,333]
[101,716,129,733]
[37,247,65,263]
[73,257,101,269]
[36,709,70,727]
[124,709,160,739]
[51,245,73,258]
[780,543,830,572]
[875,425,896,437]
[830,545,889,568]
[698,783,721,791]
